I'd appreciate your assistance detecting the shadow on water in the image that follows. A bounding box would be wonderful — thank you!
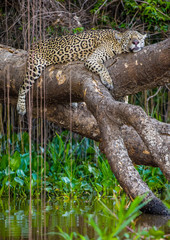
[0,198,169,240]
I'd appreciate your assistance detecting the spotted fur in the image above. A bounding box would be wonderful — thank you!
[17,29,146,115]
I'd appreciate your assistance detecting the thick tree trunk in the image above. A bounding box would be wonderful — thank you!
[46,103,170,167]
[80,75,169,215]
[0,39,169,215]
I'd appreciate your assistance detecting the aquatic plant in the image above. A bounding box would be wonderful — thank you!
[0,131,168,200]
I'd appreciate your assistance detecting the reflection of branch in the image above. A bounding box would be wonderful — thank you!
[135,214,170,231]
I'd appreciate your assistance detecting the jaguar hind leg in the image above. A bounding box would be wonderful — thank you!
[17,60,45,115]
[17,86,27,116]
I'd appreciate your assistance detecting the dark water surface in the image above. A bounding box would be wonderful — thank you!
[0,198,169,239]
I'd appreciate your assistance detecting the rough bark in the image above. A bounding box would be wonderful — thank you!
[81,76,169,215]
[46,103,170,167]
[0,38,170,101]
[0,39,170,215]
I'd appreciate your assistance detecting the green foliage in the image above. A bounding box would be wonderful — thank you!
[91,195,147,239]
[123,0,170,32]
[90,0,169,33]
[0,131,115,198]
[0,130,169,238]
[10,151,21,171]
[138,166,167,191]
[0,131,168,201]
[46,25,55,36]
[72,27,84,34]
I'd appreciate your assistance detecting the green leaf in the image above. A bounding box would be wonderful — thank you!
[61,177,70,184]
[10,151,21,171]
[149,227,164,238]
[14,177,24,186]
[95,183,103,192]
[45,187,52,192]
[0,155,8,170]
[17,169,26,177]
[32,173,37,181]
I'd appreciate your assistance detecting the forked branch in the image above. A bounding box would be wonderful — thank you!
[81,75,169,215]
[0,39,169,214]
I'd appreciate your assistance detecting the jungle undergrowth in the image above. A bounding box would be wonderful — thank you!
[0,131,169,202]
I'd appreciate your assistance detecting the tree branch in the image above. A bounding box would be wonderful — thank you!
[0,38,170,214]
[0,40,169,168]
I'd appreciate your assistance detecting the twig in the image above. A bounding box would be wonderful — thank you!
[147,86,162,103]
[95,0,108,14]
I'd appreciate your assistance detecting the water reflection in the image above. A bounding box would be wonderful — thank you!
[0,198,169,239]
[135,214,170,231]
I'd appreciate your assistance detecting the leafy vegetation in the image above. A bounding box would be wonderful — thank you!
[90,0,170,32]
[0,131,169,201]
[0,130,169,239]
[0,131,117,198]
[123,0,170,32]
[3,131,169,238]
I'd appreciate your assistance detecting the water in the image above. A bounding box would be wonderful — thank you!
[0,198,169,239]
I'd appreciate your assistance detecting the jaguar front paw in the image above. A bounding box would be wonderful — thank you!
[100,75,114,90]
[105,81,114,90]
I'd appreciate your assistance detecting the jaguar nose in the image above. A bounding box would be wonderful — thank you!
[132,39,139,45]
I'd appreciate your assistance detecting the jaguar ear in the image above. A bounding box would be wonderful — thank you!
[115,32,122,41]
[143,34,147,39]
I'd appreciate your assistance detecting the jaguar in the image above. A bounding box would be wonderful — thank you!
[17,29,146,115]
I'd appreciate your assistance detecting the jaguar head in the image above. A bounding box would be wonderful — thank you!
[121,31,147,53]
